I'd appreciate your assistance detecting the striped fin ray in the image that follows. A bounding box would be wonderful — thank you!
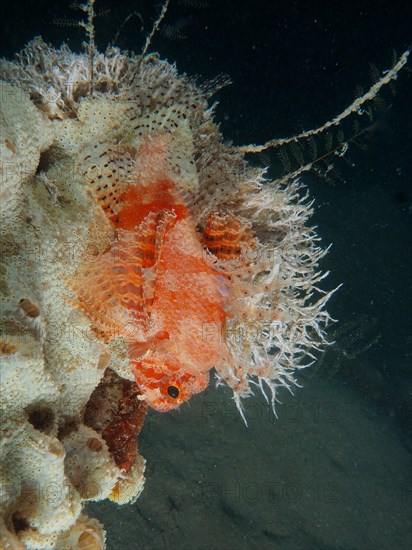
[67,214,163,341]
[201,211,255,262]
[68,211,179,341]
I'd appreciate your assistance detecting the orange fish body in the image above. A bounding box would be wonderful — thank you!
[73,134,230,411]
[130,213,229,411]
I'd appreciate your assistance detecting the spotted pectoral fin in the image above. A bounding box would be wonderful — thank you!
[79,142,136,221]
[201,211,256,262]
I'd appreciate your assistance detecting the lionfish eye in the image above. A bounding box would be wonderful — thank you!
[167,385,179,399]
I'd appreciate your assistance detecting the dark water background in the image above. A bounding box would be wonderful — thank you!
[1,1,411,548]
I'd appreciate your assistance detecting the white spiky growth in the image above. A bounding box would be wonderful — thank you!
[206,174,339,424]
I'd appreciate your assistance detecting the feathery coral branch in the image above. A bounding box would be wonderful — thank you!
[233,48,410,154]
